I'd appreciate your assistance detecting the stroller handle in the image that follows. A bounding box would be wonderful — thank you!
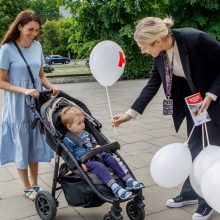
[40,88,53,96]
[26,89,53,109]
[79,141,120,163]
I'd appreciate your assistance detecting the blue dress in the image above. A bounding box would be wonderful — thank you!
[0,41,53,169]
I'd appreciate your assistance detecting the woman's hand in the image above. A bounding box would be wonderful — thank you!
[112,113,132,127]
[51,85,60,94]
[81,164,88,172]
[23,89,40,98]
[201,96,212,112]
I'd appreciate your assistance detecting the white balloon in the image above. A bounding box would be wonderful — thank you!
[89,40,126,87]
[201,160,220,213]
[193,145,220,185]
[150,143,192,188]
[189,167,203,197]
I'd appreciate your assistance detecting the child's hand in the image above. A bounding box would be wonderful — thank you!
[81,164,88,172]
[115,157,121,162]
[95,145,101,148]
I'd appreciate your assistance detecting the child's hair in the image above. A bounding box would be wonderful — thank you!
[61,106,84,127]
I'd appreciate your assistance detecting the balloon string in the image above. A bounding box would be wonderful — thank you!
[185,125,195,145]
[105,86,117,137]
[202,124,205,149]
[204,123,210,146]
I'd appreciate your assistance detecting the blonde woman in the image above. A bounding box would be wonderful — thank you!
[112,17,220,220]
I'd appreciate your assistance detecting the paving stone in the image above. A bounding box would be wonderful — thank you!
[145,185,181,213]
[146,135,185,147]
[19,207,84,220]
[121,141,156,153]
[0,196,37,220]
[147,209,192,220]
[123,151,154,168]
[0,167,13,182]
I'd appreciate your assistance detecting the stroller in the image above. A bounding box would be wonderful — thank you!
[27,90,145,220]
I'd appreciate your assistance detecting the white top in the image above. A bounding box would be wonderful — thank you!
[166,41,185,78]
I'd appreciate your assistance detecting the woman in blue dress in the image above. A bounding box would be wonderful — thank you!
[0,10,60,200]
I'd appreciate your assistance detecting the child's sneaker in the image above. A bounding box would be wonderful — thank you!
[23,189,37,201]
[126,177,144,190]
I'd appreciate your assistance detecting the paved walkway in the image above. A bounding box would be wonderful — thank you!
[0,79,219,220]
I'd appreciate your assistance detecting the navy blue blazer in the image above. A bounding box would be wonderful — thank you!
[131,28,220,132]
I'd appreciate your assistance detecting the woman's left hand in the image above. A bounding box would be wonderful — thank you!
[201,95,212,112]
[51,85,60,94]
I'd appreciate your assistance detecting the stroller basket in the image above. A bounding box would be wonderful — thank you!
[60,174,104,208]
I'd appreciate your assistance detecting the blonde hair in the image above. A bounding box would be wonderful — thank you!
[134,17,174,44]
[61,106,84,127]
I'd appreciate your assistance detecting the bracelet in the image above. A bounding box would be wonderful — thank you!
[22,88,27,95]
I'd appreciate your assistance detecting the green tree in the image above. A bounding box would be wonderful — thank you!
[41,20,59,55]
[0,0,28,40]
[28,0,60,23]
[59,0,165,79]
[41,18,75,56]
[56,18,76,56]
[166,0,220,40]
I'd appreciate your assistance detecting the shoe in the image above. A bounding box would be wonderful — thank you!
[32,185,43,193]
[192,206,214,220]
[126,180,145,190]
[113,185,132,200]
[166,195,198,208]
[125,177,145,190]
[23,189,37,201]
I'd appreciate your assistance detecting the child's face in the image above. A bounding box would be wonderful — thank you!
[67,115,85,136]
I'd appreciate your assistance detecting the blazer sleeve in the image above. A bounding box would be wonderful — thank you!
[131,59,162,114]
[198,32,220,97]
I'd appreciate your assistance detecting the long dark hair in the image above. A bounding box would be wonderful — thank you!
[1,10,41,46]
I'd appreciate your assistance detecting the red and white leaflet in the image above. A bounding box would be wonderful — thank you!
[185,92,211,126]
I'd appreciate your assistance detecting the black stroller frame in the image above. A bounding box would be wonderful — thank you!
[27,91,145,220]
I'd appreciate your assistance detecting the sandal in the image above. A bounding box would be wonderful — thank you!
[23,189,37,201]
[113,185,132,200]
[32,185,43,193]
[126,180,145,190]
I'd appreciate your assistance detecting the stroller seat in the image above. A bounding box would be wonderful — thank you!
[49,99,126,200]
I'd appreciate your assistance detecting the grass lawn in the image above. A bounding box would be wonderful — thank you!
[45,64,91,76]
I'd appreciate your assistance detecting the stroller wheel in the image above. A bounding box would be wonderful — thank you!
[103,212,123,220]
[35,191,57,220]
[103,213,113,220]
[126,201,145,220]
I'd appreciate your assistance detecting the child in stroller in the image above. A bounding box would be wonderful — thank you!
[31,91,146,220]
[60,106,144,200]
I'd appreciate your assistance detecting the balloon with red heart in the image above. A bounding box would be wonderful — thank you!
[89,40,126,87]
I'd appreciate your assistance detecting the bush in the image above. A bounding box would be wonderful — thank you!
[85,59,90,69]
[43,63,54,73]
